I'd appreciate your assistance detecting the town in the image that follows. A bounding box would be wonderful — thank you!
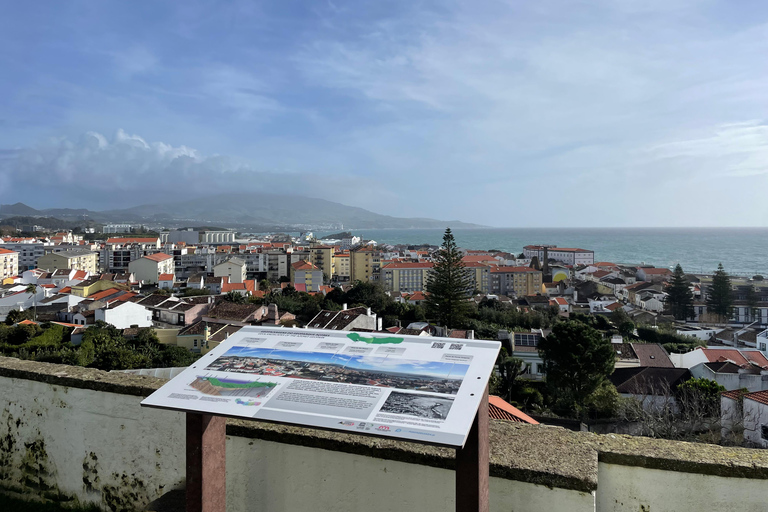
[1,223,768,448]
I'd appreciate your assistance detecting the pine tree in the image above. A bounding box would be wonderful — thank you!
[425,228,473,328]
[665,264,694,321]
[538,320,615,414]
[706,263,733,323]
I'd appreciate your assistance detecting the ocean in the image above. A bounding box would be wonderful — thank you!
[311,228,768,276]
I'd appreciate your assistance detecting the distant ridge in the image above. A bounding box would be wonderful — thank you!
[0,194,486,230]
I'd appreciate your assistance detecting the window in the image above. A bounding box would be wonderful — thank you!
[762,425,768,441]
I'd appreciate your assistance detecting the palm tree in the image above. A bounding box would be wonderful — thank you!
[25,283,37,322]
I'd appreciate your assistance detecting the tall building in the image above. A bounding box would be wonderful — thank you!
[350,246,381,282]
[309,244,334,283]
[0,248,19,279]
[332,252,350,282]
[381,262,434,293]
[490,266,543,297]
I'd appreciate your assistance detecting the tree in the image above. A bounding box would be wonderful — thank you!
[25,283,37,322]
[259,279,273,292]
[425,228,473,328]
[224,290,246,304]
[495,350,525,404]
[745,285,759,322]
[665,264,694,321]
[538,321,615,415]
[5,308,32,326]
[706,263,733,323]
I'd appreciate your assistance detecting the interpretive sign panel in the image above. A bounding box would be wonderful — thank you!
[142,326,500,447]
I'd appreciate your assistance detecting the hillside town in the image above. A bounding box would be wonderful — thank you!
[2,225,768,447]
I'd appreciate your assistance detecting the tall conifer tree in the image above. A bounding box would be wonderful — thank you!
[706,263,733,322]
[665,264,694,321]
[425,228,473,328]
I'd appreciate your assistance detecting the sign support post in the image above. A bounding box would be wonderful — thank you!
[455,386,489,512]
[186,413,226,512]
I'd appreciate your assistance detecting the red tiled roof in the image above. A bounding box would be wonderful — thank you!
[488,396,539,424]
[0,248,17,254]
[89,288,122,300]
[158,274,175,281]
[605,302,623,311]
[222,282,246,293]
[291,260,317,271]
[745,390,768,406]
[701,348,768,369]
[552,297,568,305]
[59,287,72,294]
[721,389,749,401]
[143,253,173,262]
[407,291,427,301]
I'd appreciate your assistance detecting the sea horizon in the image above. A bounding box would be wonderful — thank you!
[307,227,768,277]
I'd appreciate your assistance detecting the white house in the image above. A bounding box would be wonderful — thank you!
[722,390,768,448]
[94,301,152,329]
[158,273,175,290]
[128,253,174,285]
[214,258,246,284]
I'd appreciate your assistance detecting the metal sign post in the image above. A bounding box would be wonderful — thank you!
[186,413,226,512]
[455,386,489,512]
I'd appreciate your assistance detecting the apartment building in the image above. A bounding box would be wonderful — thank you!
[37,249,99,274]
[290,261,323,292]
[309,244,334,281]
[104,237,162,272]
[381,262,434,293]
[523,245,594,266]
[0,240,49,270]
[333,252,350,282]
[128,253,174,284]
[490,266,543,297]
[350,246,381,282]
[0,248,19,279]
[214,258,247,284]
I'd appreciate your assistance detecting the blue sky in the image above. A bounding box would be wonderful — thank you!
[1,1,768,226]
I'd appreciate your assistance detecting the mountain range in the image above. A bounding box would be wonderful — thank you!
[0,194,485,231]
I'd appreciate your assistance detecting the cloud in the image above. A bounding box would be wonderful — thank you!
[0,130,369,209]
[645,121,768,177]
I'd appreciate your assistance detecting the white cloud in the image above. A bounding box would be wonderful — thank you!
[0,130,370,209]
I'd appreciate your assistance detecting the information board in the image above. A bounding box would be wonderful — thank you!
[141,326,500,447]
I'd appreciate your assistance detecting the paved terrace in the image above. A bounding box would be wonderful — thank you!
[2,357,768,511]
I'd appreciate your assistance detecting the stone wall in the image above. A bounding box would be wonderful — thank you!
[2,357,768,511]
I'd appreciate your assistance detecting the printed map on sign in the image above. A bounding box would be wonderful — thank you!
[141,327,500,447]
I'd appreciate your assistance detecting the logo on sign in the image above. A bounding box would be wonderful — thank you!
[377,425,390,431]
[338,421,355,426]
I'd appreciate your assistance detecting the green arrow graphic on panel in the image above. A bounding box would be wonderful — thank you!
[346,333,404,344]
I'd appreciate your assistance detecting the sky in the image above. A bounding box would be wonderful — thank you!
[1,0,767,227]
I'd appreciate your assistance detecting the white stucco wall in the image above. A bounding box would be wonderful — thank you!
[4,365,768,512]
[226,436,595,512]
[0,376,186,510]
[596,462,768,511]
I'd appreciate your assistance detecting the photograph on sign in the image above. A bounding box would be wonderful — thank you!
[141,327,500,447]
